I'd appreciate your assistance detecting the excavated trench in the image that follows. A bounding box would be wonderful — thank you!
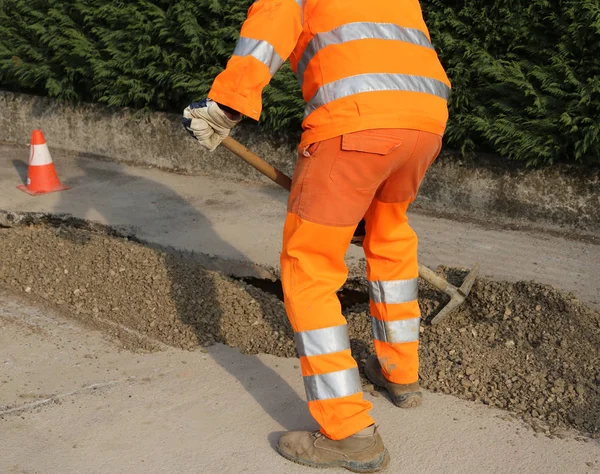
[238,276,370,310]
[0,213,599,439]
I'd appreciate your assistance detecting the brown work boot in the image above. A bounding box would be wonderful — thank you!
[277,425,389,472]
[364,355,422,408]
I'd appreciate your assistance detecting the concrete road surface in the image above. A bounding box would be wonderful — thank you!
[1,143,599,473]
[1,291,599,474]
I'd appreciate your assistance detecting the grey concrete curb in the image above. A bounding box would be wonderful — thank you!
[1,91,598,235]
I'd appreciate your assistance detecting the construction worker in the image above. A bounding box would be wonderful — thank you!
[183,0,450,471]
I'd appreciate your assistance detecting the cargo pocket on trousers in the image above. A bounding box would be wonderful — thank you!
[329,130,404,185]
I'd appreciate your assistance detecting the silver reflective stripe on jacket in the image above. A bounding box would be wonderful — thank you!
[295,324,350,357]
[369,278,418,304]
[372,317,421,344]
[233,37,284,76]
[297,22,434,86]
[305,73,450,117]
[303,368,362,401]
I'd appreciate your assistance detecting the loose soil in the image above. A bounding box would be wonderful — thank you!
[1,222,598,438]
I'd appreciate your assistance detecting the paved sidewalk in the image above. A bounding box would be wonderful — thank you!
[1,144,598,308]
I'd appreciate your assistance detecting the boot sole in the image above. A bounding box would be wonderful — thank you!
[276,445,390,473]
[391,393,422,408]
[364,358,423,409]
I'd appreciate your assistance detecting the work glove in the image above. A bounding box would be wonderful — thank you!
[182,99,241,151]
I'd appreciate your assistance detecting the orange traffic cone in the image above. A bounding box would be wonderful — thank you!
[17,130,70,196]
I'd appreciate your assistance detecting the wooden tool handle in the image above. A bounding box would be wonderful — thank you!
[222,136,292,191]
[418,264,449,292]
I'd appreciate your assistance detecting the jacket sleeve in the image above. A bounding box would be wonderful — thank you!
[208,0,303,121]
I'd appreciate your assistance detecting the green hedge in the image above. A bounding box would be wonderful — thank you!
[1,0,599,166]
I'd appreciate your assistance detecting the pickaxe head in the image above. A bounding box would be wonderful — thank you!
[430,263,480,325]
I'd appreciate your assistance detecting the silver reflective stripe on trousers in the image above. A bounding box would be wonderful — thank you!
[369,278,419,304]
[295,324,350,357]
[303,368,362,401]
[297,22,434,86]
[233,37,284,76]
[305,73,450,118]
[372,317,421,344]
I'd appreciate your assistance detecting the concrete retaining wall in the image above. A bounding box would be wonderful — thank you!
[1,91,598,236]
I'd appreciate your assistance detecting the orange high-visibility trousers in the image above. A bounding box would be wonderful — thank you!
[281,128,441,440]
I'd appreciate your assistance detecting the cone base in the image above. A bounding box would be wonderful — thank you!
[17,184,71,196]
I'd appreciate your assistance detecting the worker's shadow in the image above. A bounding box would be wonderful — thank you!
[12,159,28,183]
[18,154,311,447]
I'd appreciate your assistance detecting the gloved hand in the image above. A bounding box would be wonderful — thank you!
[182,99,241,151]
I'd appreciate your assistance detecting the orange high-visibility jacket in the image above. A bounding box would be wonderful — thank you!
[208,0,450,149]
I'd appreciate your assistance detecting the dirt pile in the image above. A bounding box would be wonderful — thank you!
[1,223,598,437]
[347,273,600,437]
[0,224,295,355]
